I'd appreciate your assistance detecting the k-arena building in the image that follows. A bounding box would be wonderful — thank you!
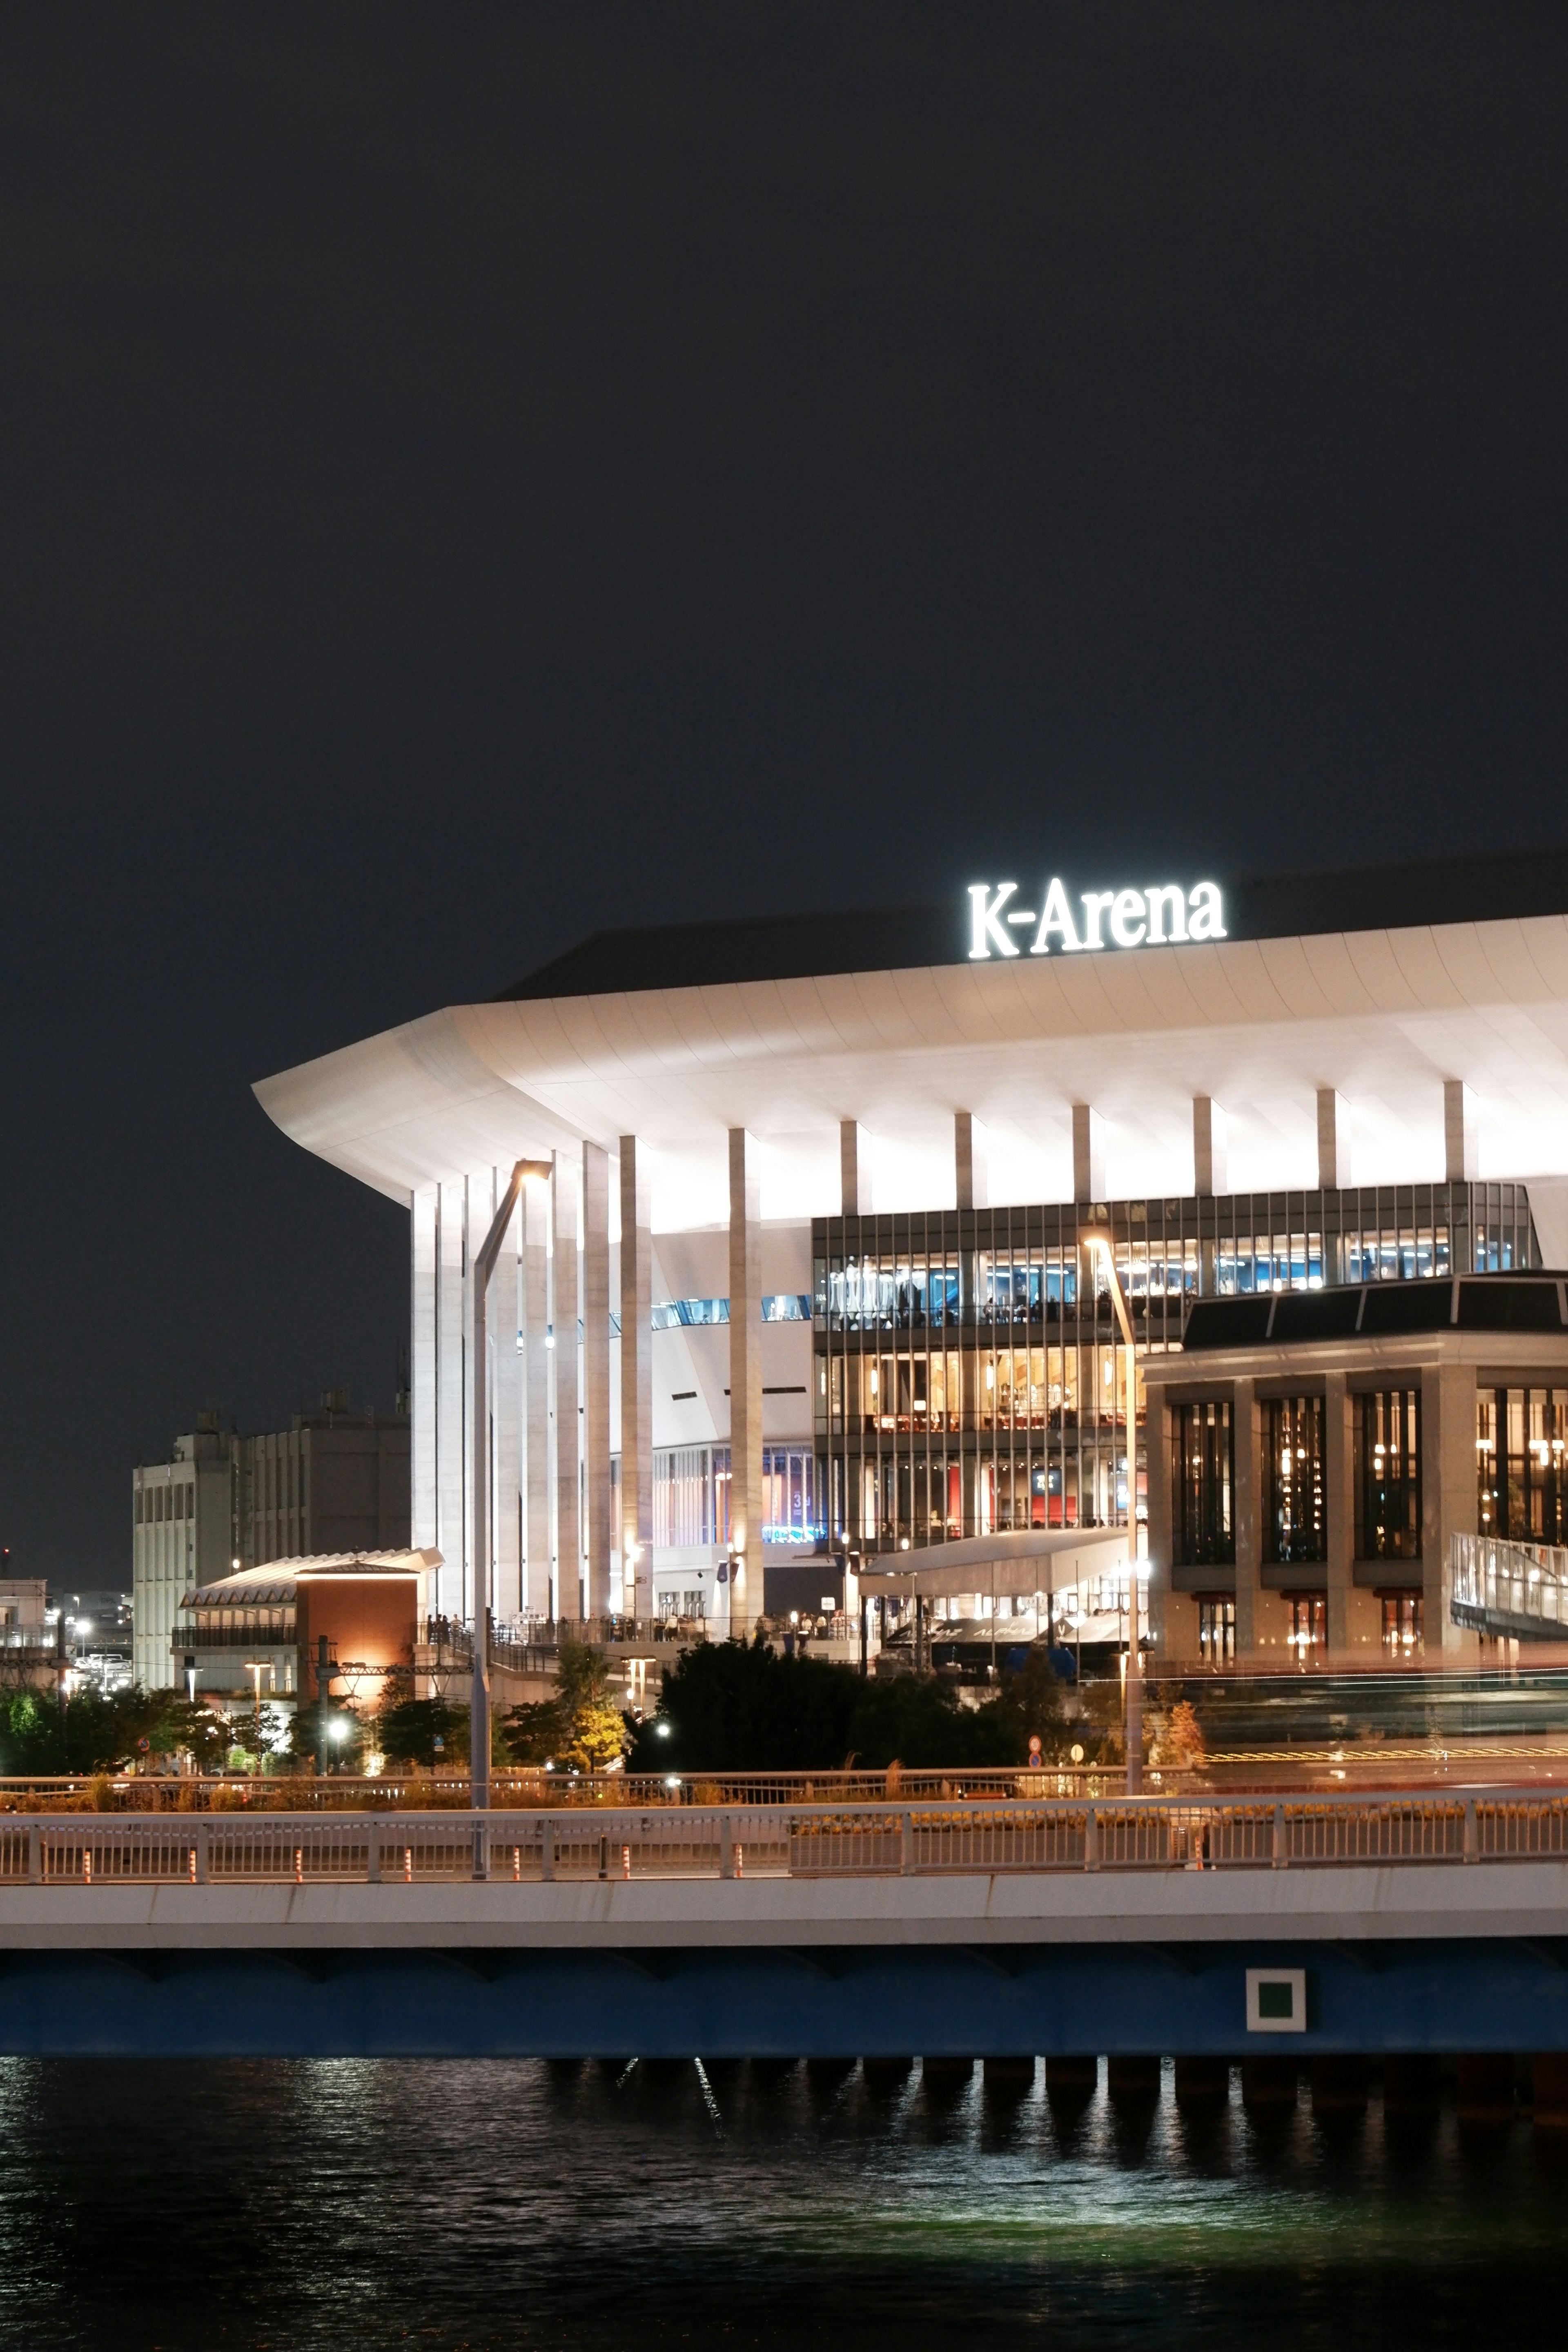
[257,851,1568,1671]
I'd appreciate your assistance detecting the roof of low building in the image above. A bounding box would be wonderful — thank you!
[183,1548,441,1611]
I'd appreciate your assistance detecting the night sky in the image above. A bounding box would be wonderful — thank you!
[1,3,1564,1589]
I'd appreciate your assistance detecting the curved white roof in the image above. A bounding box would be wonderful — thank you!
[254,913,1568,1223]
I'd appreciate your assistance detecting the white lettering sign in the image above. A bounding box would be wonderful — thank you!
[967,878,1225,959]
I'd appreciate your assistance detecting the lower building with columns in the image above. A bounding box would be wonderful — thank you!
[254,848,1568,1667]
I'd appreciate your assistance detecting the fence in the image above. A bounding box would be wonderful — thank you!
[4,1787,1568,1884]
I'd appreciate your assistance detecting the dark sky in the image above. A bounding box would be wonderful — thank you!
[1,2,1564,1589]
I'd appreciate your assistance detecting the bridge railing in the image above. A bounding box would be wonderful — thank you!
[4,1787,1568,1883]
[1451,1530,1568,1635]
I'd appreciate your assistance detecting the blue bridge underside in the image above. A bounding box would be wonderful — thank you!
[2,1941,1567,2058]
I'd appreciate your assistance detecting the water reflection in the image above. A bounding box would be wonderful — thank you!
[0,2057,1564,2349]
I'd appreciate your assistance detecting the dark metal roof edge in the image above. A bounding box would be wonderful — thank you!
[492,844,1568,1004]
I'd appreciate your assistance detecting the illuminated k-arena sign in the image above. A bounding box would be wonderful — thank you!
[967,876,1225,959]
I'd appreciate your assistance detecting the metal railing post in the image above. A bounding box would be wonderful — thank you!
[194,1823,209,1885]
[1463,1797,1479,1862]
[900,1809,914,1875]
[540,1819,555,1882]
[472,1815,490,1883]
[1084,1804,1098,1871]
[720,1812,735,1880]
[28,1823,40,1884]
[367,1823,381,1884]
[1272,1801,1287,1869]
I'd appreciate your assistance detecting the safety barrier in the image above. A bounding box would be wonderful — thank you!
[4,1787,1568,1884]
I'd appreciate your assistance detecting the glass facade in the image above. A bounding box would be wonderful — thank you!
[1265,1396,1326,1564]
[1354,1389,1422,1560]
[1285,1593,1326,1653]
[1477,1390,1568,1543]
[1381,1592,1424,1653]
[1197,1595,1236,1663]
[1172,1401,1235,1566]
[653,1446,732,1547]
[762,1446,820,1544]
[813,1184,1536,1556]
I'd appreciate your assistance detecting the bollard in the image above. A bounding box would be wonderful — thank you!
[621,1842,631,1881]
[195,1823,209,1885]
[1084,1805,1098,1871]
[720,1813,735,1880]
[540,1820,555,1882]
[516,1846,524,1884]
[366,1829,381,1885]
[597,1833,608,1883]
[900,1811,913,1875]
[294,1845,303,1885]
[473,1820,490,1883]
[1463,1798,1479,1862]
[403,1844,413,1884]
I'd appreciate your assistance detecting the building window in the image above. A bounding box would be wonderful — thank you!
[1196,1595,1235,1664]
[1266,1397,1326,1563]
[1477,1390,1568,1543]
[1285,1593,1325,1654]
[1172,1401,1234,1566]
[1380,1592,1423,1654]
[762,1447,820,1544]
[1354,1390,1421,1559]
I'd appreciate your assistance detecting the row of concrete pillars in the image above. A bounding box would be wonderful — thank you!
[683,2053,1568,2119]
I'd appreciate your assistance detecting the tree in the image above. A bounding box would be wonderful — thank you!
[0,1685,228,1776]
[499,1639,630,1773]
[623,1635,1074,1774]
[287,1698,365,1773]
[377,1696,469,1768]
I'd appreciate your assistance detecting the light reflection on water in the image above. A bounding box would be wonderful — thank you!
[0,2056,1564,2349]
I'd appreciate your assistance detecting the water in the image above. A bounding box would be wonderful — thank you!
[3,2056,1566,2349]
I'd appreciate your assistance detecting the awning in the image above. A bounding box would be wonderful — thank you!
[855,1525,1129,1601]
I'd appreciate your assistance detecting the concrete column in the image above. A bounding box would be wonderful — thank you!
[1323,1370,1354,1657]
[1193,1097,1227,1197]
[728,1128,764,1631]
[552,1151,580,1624]
[1073,1104,1106,1202]
[954,1112,987,1211]
[1317,1089,1351,1190]
[492,1174,523,1621]
[1423,1362,1478,1658]
[581,1142,612,1620]
[1144,1388,1174,1658]
[410,1189,437,1552]
[521,1173,551,1620]
[619,1136,654,1617]
[1445,1080,1479,1182]
[840,1120,873,1216]
[1232,1377,1263,1657]
[435,1180,467,1621]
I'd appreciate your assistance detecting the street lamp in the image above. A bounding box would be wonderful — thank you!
[1082,1233,1143,1795]
[470,1157,553,1813]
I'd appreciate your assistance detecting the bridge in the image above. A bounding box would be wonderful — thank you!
[3,1790,1568,2060]
[1451,1531,1568,1642]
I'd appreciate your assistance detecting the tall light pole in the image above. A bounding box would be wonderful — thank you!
[471,1157,553,1809]
[1082,1234,1143,1795]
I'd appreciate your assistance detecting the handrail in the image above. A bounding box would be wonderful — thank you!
[4,1785,1568,1883]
